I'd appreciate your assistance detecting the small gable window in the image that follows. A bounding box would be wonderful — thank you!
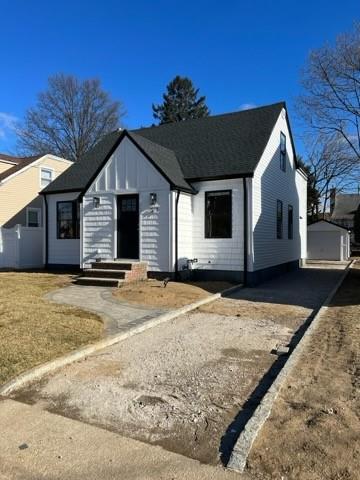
[57,201,80,239]
[205,190,232,238]
[277,200,283,239]
[41,168,53,188]
[288,205,293,239]
[280,132,286,171]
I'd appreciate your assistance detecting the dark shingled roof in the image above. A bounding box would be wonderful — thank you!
[129,133,193,191]
[331,194,360,221]
[42,102,287,195]
[0,154,43,182]
[133,102,285,179]
[42,130,123,194]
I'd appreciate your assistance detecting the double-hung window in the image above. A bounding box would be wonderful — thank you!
[280,132,286,171]
[26,208,41,227]
[276,200,283,239]
[288,205,293,239]
[205,190,232,238]
[57,201,79,239]
[40,168,53,188]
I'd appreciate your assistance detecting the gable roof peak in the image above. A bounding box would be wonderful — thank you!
[42,101,292,195]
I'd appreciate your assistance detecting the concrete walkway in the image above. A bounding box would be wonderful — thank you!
[46,285,168,336]
[0,399,239,480]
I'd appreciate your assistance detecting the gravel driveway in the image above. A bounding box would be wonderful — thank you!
[12,263,347,466]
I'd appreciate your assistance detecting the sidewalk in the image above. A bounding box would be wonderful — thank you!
[0,399,238,480]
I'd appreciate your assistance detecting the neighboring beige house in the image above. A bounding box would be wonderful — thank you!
[0,153,72,228]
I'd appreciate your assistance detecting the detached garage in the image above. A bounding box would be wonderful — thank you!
[307,220,350,261]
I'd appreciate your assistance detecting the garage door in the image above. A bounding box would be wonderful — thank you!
[308,231,340,260]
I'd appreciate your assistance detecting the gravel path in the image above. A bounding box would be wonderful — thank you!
[15,264,346,466]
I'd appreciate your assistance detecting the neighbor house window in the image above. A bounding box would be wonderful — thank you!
[40,168,53,188]
[205,190,232,238]
[280,132,286,171]
[288,205,293,239]
[57,201,79,239]
[26,208,41,227]
[277,200,283,239]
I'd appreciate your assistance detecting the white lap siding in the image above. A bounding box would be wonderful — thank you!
[191,179,244,272]
[82,136,171,272]
[296,169,308,262]
[251,110,301,271]
[82,193,114,264]
[176,192,193,270]
[47,191,81,265]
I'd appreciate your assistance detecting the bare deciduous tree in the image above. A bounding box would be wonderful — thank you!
[303,133,358,218]
[17,74,123,162]
[298,23,360,161]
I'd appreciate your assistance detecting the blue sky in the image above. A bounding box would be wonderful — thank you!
[0,0,358,154]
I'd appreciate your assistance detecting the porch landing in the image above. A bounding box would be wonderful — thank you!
[75,260,148,287]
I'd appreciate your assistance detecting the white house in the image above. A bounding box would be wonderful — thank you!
[307,220,350,261]
[41,102,307,286]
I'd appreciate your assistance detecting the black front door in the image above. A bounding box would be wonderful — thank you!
[117,194,139,259]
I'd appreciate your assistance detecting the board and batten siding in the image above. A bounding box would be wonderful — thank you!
[47,191,81,265]
[190,179,244,272]
[82,136,171,272]
[251,110,303,272]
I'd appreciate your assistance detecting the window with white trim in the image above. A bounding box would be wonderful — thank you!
[26,208,41,227]
[40,168,53,188]
[280,132,286,171]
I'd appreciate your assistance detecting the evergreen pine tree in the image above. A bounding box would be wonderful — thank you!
[152,76,210,124]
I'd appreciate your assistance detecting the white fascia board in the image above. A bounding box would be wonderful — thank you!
[0,154,72,185]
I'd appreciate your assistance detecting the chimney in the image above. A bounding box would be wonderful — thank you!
[330,188,336,215]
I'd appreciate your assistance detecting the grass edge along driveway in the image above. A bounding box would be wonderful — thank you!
[0,271,103,385]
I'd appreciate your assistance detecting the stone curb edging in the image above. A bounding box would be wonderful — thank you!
[0,282,242,397]
[227,261,354,473]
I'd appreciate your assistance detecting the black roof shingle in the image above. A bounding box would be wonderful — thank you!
[42,102,289,195]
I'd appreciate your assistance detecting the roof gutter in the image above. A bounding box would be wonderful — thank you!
[174,190,180,281]
[242,177,248,287]
[40,189,82,196]
[44,194,49,268]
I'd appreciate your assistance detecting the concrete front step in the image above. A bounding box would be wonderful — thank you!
[84,269,128,280]
[91,261,147,271]
[84,269,148,281]
[75,277,123,288]
[75,260,148,287]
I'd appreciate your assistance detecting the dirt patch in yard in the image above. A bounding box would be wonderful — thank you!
[113,279,233,308]
[245,263,360,480]
[12,311,290,465]
[0,272,103,385]
[199,298,311,330]
[10,266,346,469]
